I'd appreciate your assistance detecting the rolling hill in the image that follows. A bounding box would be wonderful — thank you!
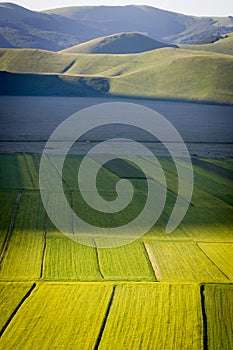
[180,33,233,56]
[0,2,233,50]
[61,32,177,54]
[0,47,232,104]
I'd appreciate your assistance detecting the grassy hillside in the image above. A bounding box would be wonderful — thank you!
[109,49,233,104]
[181,33,233,56]
[0,47,232,104]
[0,48,76,73]
[61,32,177,54]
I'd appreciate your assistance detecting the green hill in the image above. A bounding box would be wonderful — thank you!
[0,47,232,104]
[181,33,233,56]
[61,33,177,54]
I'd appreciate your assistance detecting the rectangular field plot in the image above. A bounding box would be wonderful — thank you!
[0,192,17,252]
[0,283,113,350]
[198,243,233,280]
[145,241,228,282]
[43,236,102,280]
[180,207,233,242]
[46,191,73,235]
[0,154,21,189]
[192,163,233,206]
[103,158,146,178]
[204,284,233,350]
[0,154,41,190]
[72,190,147,232]
[63,155,121,192]
[0,192,45,280]
[17,154,40,189]
[99,283,203,350]
[0,282,33,331]
[96,240,155,281]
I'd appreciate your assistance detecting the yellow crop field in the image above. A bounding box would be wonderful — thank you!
[97,239,155,281]
[204,284,233,350]
[0,192,45,280]
[43,236,102,280]
[198,243,233,280]
[180,207,233,242]
[145,241,228,282]
[0,282,34,331]
[98,283,203,350]
[0,283,113,349]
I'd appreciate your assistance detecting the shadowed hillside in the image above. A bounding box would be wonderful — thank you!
[180,33,233,56]
[0,71,110,96]
[61,33,177,54]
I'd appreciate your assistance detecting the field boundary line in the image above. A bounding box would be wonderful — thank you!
[93,239,105,279]
[40,214,48,279]
[94,285,116,350]
[70,191,74,233]
[0,283,36,337]
[196,243,231,281]
[200,285,208,350]
[143,242,160,280]
[142,242,158,280]
[0,192,22,268]
[197,241,233,244]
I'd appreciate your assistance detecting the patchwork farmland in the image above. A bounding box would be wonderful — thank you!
[0,153,232,349]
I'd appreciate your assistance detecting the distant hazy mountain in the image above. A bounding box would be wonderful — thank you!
[0,3,233,51]
[61,32,177,54]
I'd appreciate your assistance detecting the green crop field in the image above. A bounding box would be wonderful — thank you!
[0,192,17,251]
[0,153,232,349]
